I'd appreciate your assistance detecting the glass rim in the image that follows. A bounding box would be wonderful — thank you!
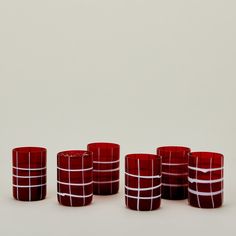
[57,150,92,158]
[188,151,224,159]
[125,153,161,161]
[12,146,47,153]
[157,146,191,153]
[87,142,120,149]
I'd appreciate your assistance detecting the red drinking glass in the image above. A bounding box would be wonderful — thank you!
[57,150,93,207]
[188,152,224,208]
[12,147,47,201]
[87,142,120,195]
[125,154,161,211]
[157,146,191,200]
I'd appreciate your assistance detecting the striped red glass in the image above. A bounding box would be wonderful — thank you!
[188,152,224,208]
[57,150,93,207]
[12,147,47,201]
[157,146,191,200]
[87,142,120,195]
[125,154,161,211]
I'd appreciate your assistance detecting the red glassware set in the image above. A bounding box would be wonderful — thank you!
[12,144,224,210]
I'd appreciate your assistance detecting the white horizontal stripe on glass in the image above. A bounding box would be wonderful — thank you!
[13,167,46,171]
[93,160,119,164]
[125,184,161,191]
[125,194,161,200]
[162,172,188,176]
[57,167,93,172]
[57,181,93,186]
[188,177,224,184]
[57,192,93,198]
[13,174,46,179]
[162,163,188,166]
[125,172,161,179]
[188,166,224,173]
[162,183,188,187]
[93,179,119,184]
[93,167,119,172]
[13,183,46,188]
[188,188,223,196]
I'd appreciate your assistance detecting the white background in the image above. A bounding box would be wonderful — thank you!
[0,1,235,235]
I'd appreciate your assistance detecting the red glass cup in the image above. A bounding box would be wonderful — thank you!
[125,154,161,211]
[87,142,120,195]
[157,146,191,200]
[188,152,224,208]
[57,150,93,207]
[12,147,47,201]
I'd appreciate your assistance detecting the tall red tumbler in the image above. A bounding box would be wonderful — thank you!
[57,150,93,207]
[188,152,224,208]
[12,147,47,201]
[157,146,191,200]
[125,154,162,211]
[87,142,120,195]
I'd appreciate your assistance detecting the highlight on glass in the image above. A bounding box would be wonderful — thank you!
[57,150,93,207]
[12,146,47,201]
[157,146,191,200]
[125,153,162,211]
[188,151,224,208]
[87,142,120,195]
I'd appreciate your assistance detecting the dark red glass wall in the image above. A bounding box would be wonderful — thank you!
[125,154,161,211]
[57,150,93,207]
[12,147,47,201]
[157,146,191,200]
[188,152,224,208]
[87,143,120,195]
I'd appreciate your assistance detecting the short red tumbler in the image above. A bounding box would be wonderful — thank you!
[57,150,93,207]
[87,142,120,195]
[12,147,47,201]
[157,146,191,200]
[125,154,161,211]
[188,152,224,208]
